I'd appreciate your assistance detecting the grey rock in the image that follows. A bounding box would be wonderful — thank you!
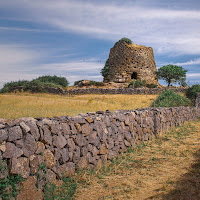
[60,148,69,163]
[52,135,67,149]
[73,134,87,147]
[7,126,22,142]
[20,122,30,133]
[25,121,40,140]
[0,129,8,143]
[81,123,90,136]
[67,138,76,151]
[61,123,71,135]
[23,133,37,157]
[41,125,52,145]
[29,155,44,174]
[45,169,56,182]
[10,157,30,178]
[3,142,23,158]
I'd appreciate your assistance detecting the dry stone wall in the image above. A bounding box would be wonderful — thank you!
[68,88,188,95]
[0,94,200,192]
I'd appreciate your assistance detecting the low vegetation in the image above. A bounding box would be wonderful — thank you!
[0,93,157,119]
[186,84,200,105]
[0,161,24,199]
[74,119,200,199]
[0,75,69,93]
[152,89,191,107]
[128,80,157,88]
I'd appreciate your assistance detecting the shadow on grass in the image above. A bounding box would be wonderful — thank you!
[150,150,200,200]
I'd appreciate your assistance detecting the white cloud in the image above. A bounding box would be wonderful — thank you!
[174,58,200,66]
[0,44,39,67]
[187,73,200,78]
[1,0,200,55]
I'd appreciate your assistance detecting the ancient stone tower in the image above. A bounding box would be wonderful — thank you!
[103,40,157,83]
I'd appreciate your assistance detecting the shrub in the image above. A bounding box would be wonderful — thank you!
[74,80,84,86]
[0,76,68,93]
[115,37,132,46]
[34,75,69,87]
[152,90,191,107]
[186,84,200,105]
[101,58,110,78]
[128,80,145,88]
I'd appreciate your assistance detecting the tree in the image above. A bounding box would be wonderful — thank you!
[156,65,187,87]
[101,58,110,78]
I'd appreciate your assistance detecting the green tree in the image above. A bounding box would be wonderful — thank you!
[101,58,110,78]
[115,37,132,45]
[156,65,187,87]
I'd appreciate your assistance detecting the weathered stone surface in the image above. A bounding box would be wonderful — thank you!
[88,131,98,145]
[16,176,43,200]
[77,157,88,169]
[61,123,71,135]
[25,121,40,141]
[0,129,8,143]
[73,134,87,146]
[59,162,75,177]
[0,142,6,152]
[3,142,23,158]
[67,138,76,150]
[81,123,90,136]
[104,41,157,84]
[23,133,37,157]
[45,169,56,182]
[7,126,22,142]
[29,155,44,174]
[99,145,107,155]
[35,142,45,154]
[60,148,69,163]
[41,125,52,145]
[85,117,93,123]
[75,123,81,133]
[52,135,67,149]
[20,122,30,133]
[44,149,56,169]
[11,157,30,178]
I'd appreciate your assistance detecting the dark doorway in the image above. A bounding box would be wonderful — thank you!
[131,72,137,79]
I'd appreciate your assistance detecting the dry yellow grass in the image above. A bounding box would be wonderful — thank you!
[74,120,200,200]
[0,93,157,119]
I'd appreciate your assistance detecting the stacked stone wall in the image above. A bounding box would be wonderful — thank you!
[104,41,157,83]
[0,94,199,194]
[67,88,187,95]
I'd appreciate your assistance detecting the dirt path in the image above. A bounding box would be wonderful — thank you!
[74,120,200,200]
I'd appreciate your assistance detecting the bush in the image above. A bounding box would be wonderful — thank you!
[186,84,200,105]
[0,75,68,93]
[152,90,191,107]
[34,75,69,87]
[128,80,145,88]
[115,37,132,46]
[101,58,110,78]
[74,80,84,86]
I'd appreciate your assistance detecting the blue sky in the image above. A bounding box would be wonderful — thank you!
[0,0,199,87]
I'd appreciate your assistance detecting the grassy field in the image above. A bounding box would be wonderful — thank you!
[73,119,200,200]
[0,93,157,119]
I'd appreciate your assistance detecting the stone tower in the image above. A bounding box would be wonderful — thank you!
[103,41,157,83]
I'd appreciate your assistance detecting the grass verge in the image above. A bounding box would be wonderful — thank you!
[73,119,200,200]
